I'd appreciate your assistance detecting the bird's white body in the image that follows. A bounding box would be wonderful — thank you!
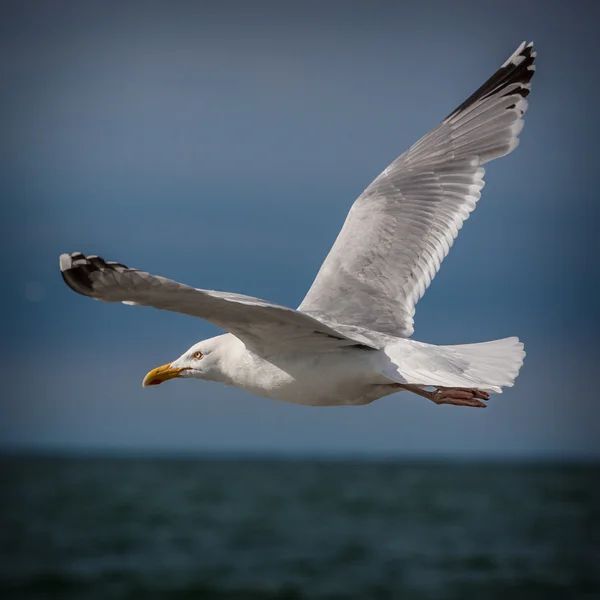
[169,333,524,406]
[59,42,535,409]
[182,333,394,406]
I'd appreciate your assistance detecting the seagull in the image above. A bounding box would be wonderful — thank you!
[60,42,534,409]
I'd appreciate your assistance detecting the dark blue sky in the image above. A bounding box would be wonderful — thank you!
[2,0,598,457]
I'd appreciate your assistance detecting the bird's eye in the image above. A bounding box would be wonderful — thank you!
[192,351,203,360]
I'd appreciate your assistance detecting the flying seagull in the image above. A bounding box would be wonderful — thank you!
[60,42,534,408]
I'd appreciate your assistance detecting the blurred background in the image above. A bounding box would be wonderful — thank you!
[1,0,599,598]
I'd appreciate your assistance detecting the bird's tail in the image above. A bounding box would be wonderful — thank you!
[382,336,525,394]
[441,337,526,393]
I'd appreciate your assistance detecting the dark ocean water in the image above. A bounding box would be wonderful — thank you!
[1,457,599,599]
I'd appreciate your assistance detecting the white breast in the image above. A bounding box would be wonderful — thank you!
[221,338,393,406]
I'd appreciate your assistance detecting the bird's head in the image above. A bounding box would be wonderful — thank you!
[142,336,227,387]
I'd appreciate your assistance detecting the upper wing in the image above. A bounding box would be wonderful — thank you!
[299,42,536,338]
[59,252,375,356]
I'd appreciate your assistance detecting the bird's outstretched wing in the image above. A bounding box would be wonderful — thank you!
[299,42,536,338]
[59,253,375,356]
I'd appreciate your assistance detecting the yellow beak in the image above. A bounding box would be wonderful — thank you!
[142,363,187,388]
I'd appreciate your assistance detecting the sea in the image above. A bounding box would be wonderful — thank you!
[1,456,599,599]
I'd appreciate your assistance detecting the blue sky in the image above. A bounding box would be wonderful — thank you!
[2,0,598,457]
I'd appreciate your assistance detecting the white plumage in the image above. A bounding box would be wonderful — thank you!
[59,42,534,409]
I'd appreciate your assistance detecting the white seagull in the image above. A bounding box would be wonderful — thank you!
[60,42,535,409]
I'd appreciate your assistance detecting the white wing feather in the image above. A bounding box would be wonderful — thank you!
[59,253,374,356]
[300,42,536,338]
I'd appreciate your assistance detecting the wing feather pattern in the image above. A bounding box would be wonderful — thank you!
[59,253,374,356]
[299,42,536,337]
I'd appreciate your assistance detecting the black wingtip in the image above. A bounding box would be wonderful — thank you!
[445,41,536,121]
[59,252,128,298]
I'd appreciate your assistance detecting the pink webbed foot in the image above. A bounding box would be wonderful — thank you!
[431,387,490,408]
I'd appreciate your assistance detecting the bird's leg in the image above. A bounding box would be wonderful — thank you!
[431,387,489,408]
[395,384,489,408]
